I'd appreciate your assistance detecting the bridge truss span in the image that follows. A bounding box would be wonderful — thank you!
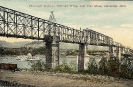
[0,6,86,44]
[83,29,113,46]
[0,6,132,49]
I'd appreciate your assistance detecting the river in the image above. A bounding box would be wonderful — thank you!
[0,55,78,69]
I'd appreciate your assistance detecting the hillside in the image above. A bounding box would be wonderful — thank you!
[0,40,108,51]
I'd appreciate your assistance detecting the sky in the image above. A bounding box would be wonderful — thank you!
[0,0,133,48]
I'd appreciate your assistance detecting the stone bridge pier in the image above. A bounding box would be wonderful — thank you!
[109,46,114,59]
[45,35,60,69]
[78,43,85,71]
[116,46,121,60]
[44,35,86,71]
[109,46,121,60]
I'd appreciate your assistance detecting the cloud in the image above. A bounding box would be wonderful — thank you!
[17,5,50,19]
[102,25,113,29]
[87,24,98,27]
[121,24,133,28]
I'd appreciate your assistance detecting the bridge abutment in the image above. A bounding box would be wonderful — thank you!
[45,35,60,69]
[109,46,121,60]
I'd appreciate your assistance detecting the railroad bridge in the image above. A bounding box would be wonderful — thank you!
[0,6,132,71]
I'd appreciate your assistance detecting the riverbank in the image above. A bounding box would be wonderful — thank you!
[0,69,133,87]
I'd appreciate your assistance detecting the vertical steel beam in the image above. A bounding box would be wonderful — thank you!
[31,16,33,38]
[15,13,17,36]
[6,11,8,36]
[3,9,5,35]
[38,18,39,39]
[43,21,45,38]
[23,24,25,37]
[13,11,15,36]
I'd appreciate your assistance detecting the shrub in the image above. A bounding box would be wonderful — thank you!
[107,57,120,77]
[87,58,99,74]
[99,57,108,75]
[54,61,72,73]
[120,57,133,79]
[31,61,47,71]
[69,61,77,72]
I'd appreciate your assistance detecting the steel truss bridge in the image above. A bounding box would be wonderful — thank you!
[0,6,132,70]
[0,6,131,48]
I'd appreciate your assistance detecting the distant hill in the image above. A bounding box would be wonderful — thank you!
[12,41,32,48]
[0,40,13,48]
[25,41,45,48]
[0,40,108,51]
[0,40,31,48]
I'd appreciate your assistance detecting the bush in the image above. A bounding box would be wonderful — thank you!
[107,57,121,77]
[87,58,99,74]
[69,61,77,72]
[54,61,72,73]
[87,55,133,79]
[99,57,108,75]
[30,56,133,79]
[120,57,133,79]
[31,61,47,71]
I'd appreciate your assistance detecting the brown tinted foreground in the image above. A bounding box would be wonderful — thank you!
[0,70,133,87]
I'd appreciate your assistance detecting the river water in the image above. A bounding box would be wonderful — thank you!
[0,55,78,69]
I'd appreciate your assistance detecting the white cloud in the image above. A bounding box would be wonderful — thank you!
[102,25,113,29]
[87,24,98,27]
[18,5,50,19]
[121,24,133,28]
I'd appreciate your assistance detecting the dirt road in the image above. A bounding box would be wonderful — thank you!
[0,69,133,87]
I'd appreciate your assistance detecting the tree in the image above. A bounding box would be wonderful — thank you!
[107,57,120,77]
[87,58,98,74]
[120,54,133,79]
[99,57,108,75]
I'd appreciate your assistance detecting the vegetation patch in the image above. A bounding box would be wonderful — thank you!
[30,55,133,80]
